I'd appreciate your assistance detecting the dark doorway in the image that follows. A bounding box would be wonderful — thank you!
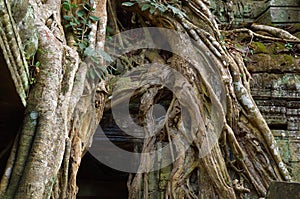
[77,152,129,199]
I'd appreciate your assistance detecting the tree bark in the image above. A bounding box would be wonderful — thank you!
[0,0,107,198]
[1,0,298,198]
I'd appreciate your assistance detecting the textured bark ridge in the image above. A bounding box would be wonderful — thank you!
[0,0,29,106]
[0,0,107,198]
[0,0,299,198]
[112,1,297,198]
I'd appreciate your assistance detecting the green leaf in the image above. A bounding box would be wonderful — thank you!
[81,18,87,25]
[149,6,156,14]
[71,3,78,8]
[97,65,108,75]
[74,18,80,25]
[98,50,113,62]
[91,55,100,64]
[63,1,71,11]
[88,69,96,79]
[83,3,91,11]
[167,5,187,18]
[76,10,85,18]
[63,15,73,21]
[84,47,95,57]
[78,42,87,49]
[141,4,151,11]
[122,2,135,6]
[158,5,167,13]
[94,69,104,79]
[69,22,77,26]
[35,61,40,67]
[89,15,100,21]
[38,48,45,54]
[87,22,93,28]
[65,24,72,28]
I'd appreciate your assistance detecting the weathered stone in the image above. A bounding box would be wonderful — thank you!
[266,181,300,199]
[276,139,290,163]
[257,7,300,24]
[247,26,300,182]
[290,162,300,180]
[247,54,300,73]
[290,140,300,162]
[210,0,300,25]
[272,130,300,139]
[271,0,300,6]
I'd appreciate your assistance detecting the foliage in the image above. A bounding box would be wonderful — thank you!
[62,0,100,56]
[63,0,113,80]
[284,43,293,51]
[29,61,40,85]
[122,0,187,17]
[27,48,45,85]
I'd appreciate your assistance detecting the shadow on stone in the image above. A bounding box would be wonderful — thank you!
[266,181,300,199]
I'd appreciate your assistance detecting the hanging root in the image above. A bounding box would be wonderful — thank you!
[119,0,292,198]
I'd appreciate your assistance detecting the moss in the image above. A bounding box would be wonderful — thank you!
[270,53,294,66]
[293,23,300,30]
[234,43,243,49]
[271,42,286,53]
[236,32,251,42]
[275,139,290,163]
[294,32,300,39]
[247,54,272,72]
[282,54,294,66]
[251,42,269,54]
[248,51,298,73]
[275,43,285,49]
[19,6,38,59]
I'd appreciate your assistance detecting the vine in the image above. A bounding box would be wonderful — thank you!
[62,0,113,79]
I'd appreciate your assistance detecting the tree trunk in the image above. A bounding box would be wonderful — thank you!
[0,0,107,198]
[1,0,298,198]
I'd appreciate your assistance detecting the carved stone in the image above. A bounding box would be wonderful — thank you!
[210,0,300,25]
[248,39,300,181]
[266,181,300,199]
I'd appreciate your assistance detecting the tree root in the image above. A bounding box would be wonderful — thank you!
[113,1,292,198]
[222,28,300,44]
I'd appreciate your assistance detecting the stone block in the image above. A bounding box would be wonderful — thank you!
[288,118,300,131]
[290,162,300,181]
[275,139,290,163]
[271,0,300,6]
[290,140,300,161]
[258,7,300,24]
[266,181,300,199]
[272,130,300,139]
[287,108,300,116]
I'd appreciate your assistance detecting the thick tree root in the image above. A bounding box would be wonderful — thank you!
[123,1,291,198]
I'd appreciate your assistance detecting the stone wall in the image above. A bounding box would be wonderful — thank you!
[248,40,300,181]
[210,0,300,181]
[210,0,300,25]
